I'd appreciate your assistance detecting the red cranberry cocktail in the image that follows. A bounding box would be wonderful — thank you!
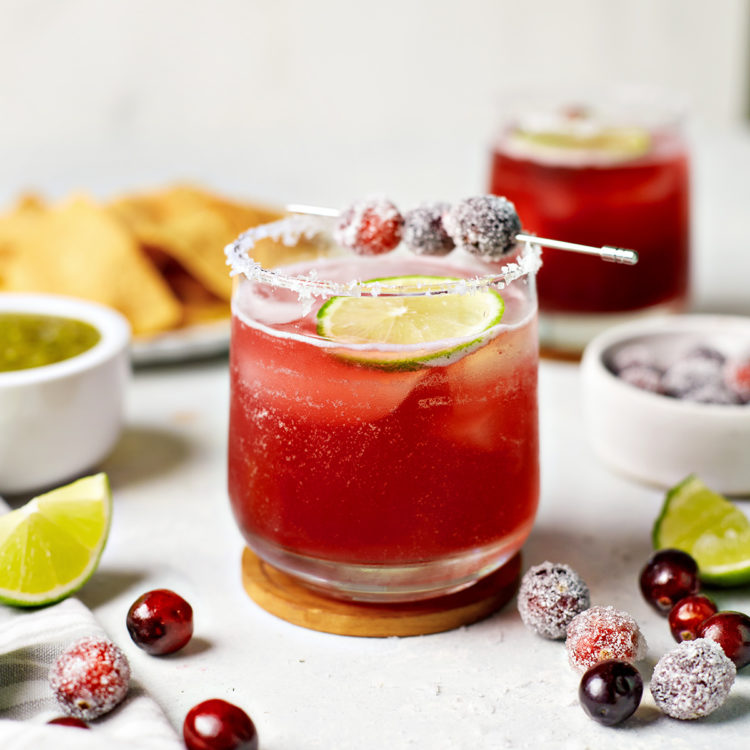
[489,88,690,356]
[226,197,540,602]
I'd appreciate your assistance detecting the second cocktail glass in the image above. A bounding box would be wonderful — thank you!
[489,87,690,356]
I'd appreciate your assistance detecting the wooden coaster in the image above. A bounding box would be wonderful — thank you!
[241,548,521,637]
[539,345,583,363]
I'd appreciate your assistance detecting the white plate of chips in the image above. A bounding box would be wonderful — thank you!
[130,318,231,365]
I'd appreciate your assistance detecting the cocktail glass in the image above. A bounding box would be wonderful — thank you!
[489,86,690,357]
[226,215,541,602]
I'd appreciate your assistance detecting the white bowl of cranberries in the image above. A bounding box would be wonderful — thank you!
[581,314,750,494]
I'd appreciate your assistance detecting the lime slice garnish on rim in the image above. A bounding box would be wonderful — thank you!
[316,275,505,370]
[0,473,112,607]
[653,475,750,587]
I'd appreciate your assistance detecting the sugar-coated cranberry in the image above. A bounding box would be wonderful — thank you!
[684,345,726,365]
[402,203,455,256]
[566,606,646,672]
[609,343,655,373]
[47,716,90,728]
[682,346,723,364]
[48,636,130,721]
[697,611,750,669]
[661,356,723,399]
[183,699,258,750]
[443,195,521,259]
[618,364,663,394]
[578,659,643,726]
[517,561,590,640]
[335,197,403,255]
[668,594,718,642]
[682,382,740,405]
[650,638,735,719]
[639,548,700,615]
[127,588,194,655]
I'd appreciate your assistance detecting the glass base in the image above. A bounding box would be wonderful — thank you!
[539,299,686,358]
[243,527,532,603]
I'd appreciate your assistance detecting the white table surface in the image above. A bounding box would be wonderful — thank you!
[4,129,750,749]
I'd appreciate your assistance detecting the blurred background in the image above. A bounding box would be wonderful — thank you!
[1,0,749,312]
[1,0,748,206]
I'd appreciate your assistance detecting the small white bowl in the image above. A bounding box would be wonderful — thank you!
[0,293,131,495]
[581,314,750,495]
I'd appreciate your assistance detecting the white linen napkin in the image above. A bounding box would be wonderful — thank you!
[0,597,183,749]
[0,494,183,750]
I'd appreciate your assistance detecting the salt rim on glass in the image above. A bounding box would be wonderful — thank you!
[224,213,543,304]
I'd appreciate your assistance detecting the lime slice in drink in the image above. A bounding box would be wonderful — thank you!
[317,275,505,370]
[653,475,750,586]
[0,473,112,606]
[509,124,651,164]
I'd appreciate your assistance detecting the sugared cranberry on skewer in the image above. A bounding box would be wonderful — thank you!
[443,195,521,260]
[402,203,454,256]
[335,197,403,255]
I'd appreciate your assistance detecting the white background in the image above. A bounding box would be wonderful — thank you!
[0,0,748,207]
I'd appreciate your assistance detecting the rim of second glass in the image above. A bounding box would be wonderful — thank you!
[493,82,689,135]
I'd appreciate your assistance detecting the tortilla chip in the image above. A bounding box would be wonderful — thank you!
[110,185,282,302]
[152,254,229,327]
[110,184,326,300]
[0,185,322,340]
[0,196,182,335]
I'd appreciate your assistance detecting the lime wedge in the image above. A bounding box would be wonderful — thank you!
[316,276,505,370]
[653,475,750,586]
[0,473,112,606]
[510,125,651,164]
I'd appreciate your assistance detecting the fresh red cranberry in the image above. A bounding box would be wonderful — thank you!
[578,659,643,726]
[126,588,194,655]
[48,636,130,720]
[639,549,700,615]
[183,699,258,750]
[698,611,750,669]
[668,594,718,642]
[47,716,90,728]
[335,197,403,255]
[725,357,750,402]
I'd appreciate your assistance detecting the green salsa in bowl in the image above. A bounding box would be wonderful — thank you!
[0,313,101,372]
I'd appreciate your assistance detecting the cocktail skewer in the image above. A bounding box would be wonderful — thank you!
[514,234,638,265]
[286,204,341,218]
[285,203,639,265]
